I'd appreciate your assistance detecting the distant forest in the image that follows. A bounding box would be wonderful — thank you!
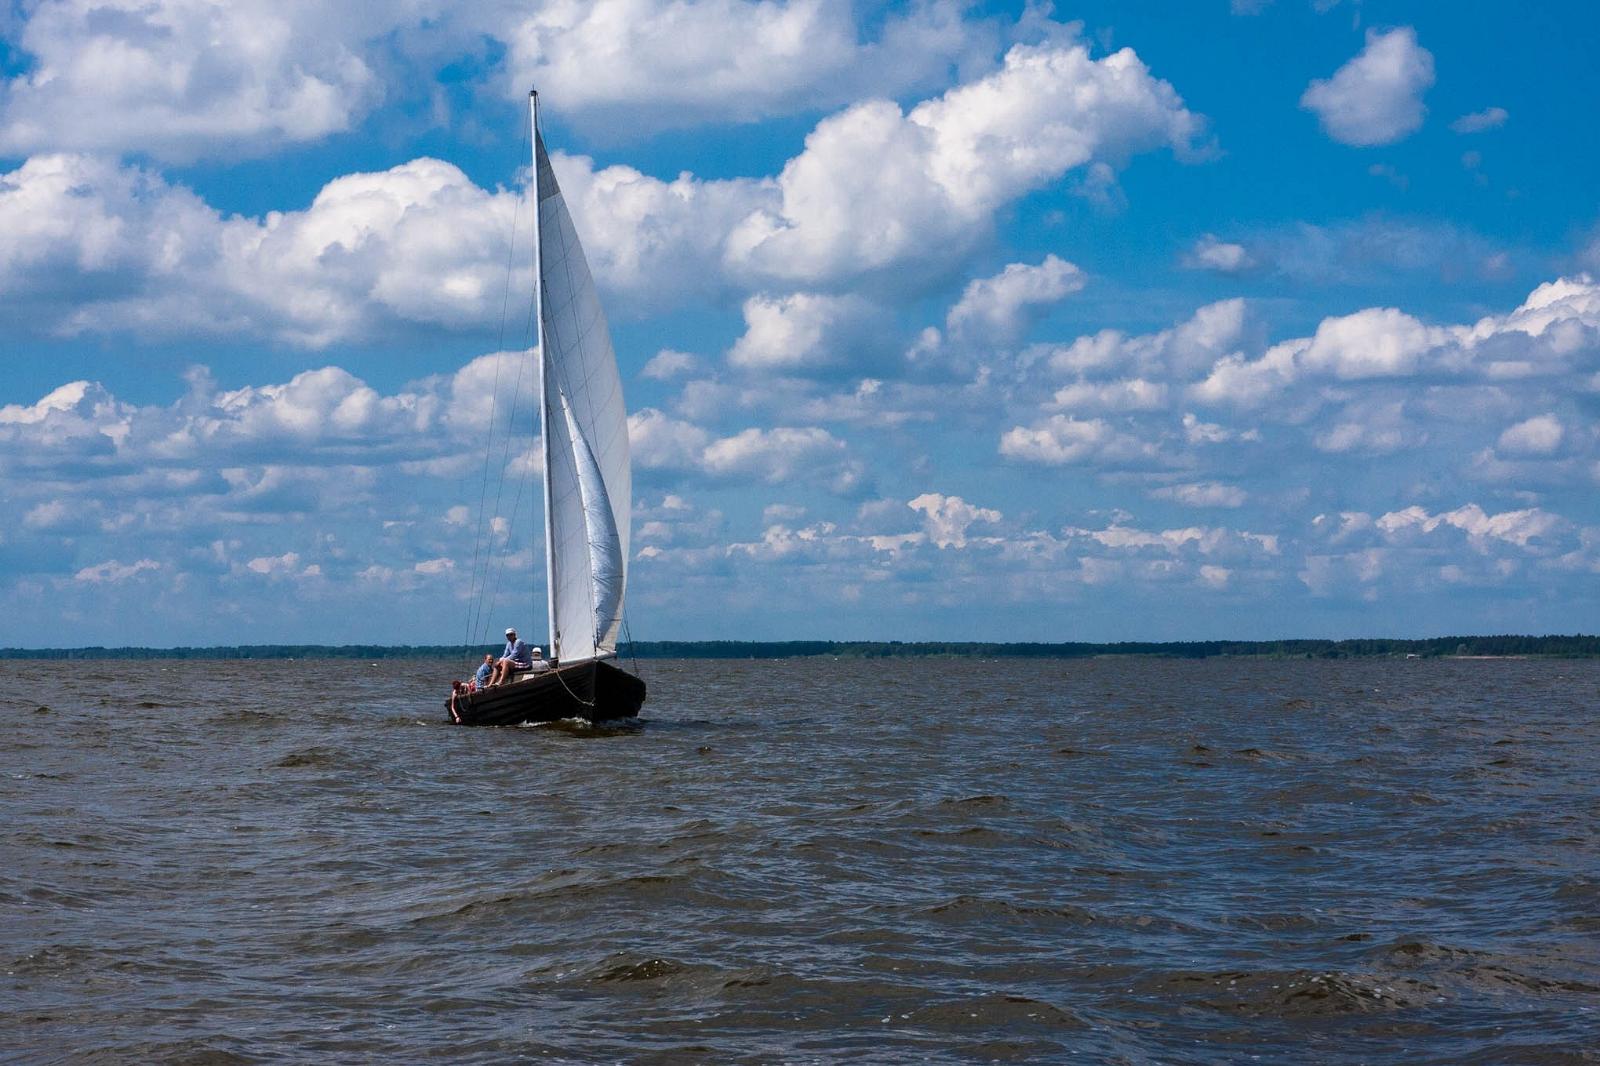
[4,635,1600,660]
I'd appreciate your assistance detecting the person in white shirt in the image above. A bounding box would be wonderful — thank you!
[490,628,553,685]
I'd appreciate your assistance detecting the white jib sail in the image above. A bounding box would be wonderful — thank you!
[534,120,631,662]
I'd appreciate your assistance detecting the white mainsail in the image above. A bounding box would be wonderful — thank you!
[531,94,631,663]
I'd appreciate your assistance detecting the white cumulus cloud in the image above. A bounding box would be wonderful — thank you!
[1051,378,1169,412]
[0,0,393,161]
[74,558,161,583]
[1048,298,1250,381]
[1376,504,1563,549]
[724,37,1202,286]
[0,154,524,346]
[1301,27,1435,147]
[1451,107,1508,134]
[629,409,848,485]
[640,350,702,380]
[1183,234,1254,273]
[1,0,1003,161]
[0,30,1207,339]
[907,493,1002,549]
[245,551,303,576]
[1299,307,1443,379]
[1497,414,1564,457]
[628,408,715,471]
[503,0,989,135]
[999,415,1158,466]
[701,426,845,481]
[945,255,1086,347]
[728,292,884,372]
[1149,482,1248,508]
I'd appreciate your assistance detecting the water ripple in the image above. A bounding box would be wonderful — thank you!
[3,656,1598,1062]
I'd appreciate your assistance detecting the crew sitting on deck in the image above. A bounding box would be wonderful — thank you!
[490,628,550,685]
[452,653,499,697]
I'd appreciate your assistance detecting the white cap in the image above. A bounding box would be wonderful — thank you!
[531,646,543,656]
[505,627,516,636]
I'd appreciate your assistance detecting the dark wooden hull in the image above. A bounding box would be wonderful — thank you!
[446,658,645,726]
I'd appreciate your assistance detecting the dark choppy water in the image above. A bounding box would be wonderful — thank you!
[3,657,1599,1063]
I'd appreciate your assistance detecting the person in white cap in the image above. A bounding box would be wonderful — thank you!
[490,627,535,686]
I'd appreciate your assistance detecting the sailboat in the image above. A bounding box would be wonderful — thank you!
[447,91,647,726]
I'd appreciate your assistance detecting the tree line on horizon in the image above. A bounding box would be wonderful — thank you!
[3,635,1599,660]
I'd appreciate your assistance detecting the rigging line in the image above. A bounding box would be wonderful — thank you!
[465,274,527,649]
[464,105,537,646]
[462,247,521,654]
[478,395,532,644]
[463,105,533,657]
[475,282,542,647]
[551,664,597,709]
[476,346,531,645]
[622,616,644,683]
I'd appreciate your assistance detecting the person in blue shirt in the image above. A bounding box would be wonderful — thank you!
[452,653,499,698]
[490,627,535,686]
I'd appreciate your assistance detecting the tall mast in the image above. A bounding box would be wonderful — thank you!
[530,89,558,659]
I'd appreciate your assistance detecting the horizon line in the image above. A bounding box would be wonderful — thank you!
[3,634,1597,660]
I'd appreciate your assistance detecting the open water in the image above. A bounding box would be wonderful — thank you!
[2,656,1598,1064]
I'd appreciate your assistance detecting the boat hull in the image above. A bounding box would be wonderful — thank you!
[446,659,645,726]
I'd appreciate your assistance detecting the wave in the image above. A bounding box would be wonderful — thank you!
[1140,967,1442,1016]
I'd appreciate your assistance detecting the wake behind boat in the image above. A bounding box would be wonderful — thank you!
[446,91,645,726]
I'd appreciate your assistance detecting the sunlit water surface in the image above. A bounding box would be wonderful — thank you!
[3,657,1598,1063]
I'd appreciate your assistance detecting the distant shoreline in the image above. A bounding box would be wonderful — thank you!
[2,636,1597,660]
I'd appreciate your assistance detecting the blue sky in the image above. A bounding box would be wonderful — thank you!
[3,0,1600,647]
